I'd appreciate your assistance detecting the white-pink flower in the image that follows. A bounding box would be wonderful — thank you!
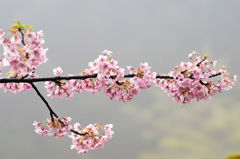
[233,75,237,82]
[102,49,112,56]
[210,60,217,68]
[127,65,134,74]
[53,67,63,76]
[192,51,198,56]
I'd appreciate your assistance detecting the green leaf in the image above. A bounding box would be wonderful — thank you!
[11,24,18,29]
[202,55,208,61]
[19,25,24,30]
[23,24,33,30]
[17,20,20,26]
[14,18,20,26]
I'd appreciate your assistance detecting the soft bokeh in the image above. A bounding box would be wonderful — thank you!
[0,1,239,159]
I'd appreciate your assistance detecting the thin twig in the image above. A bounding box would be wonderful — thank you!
[29,82,87,136]
[29,82,58,119]
[19,29,25,46]
[70,129,87,136]
[209,72,221,78]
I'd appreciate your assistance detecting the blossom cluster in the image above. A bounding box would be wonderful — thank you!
[46,51,156,102]
[154,51,237,104]
[103,62,156,102]
[33,117,72,138]
[0,80,32,94]
[0,27,47,93]
[33,118,114,154]
[69,123,114,154]
[0,29,47,76]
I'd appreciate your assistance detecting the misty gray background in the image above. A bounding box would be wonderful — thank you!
[0,1,240,159]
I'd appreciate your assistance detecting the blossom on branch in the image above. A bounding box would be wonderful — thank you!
[0,29,47,76]
[33,117,72,138]
[153,52,237,104]
[69,123,114,154]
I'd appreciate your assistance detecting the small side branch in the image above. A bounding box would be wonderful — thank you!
[30,82,87,136]
[70,129,87,136]
[156,75,174,79]
[29,82,58,120]
[19,29,25,46]
[209,72,221,78]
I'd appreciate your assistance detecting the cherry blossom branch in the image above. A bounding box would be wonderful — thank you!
[29,82,58,120]
[19,29,25,45]
[0,72,221,83]
[0,20,236,154]
[0,74,98,83]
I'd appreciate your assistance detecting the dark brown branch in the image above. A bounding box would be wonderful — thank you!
[19,29,25,46]
[29,82,58,119]
[0,74,98,83]
[199,80,208,86]
[198,73,221,86]
[0,72,222,84]
[156,75,174,79]
[208,72,221,78]
[70,129,87,136]
[115,81,123,85]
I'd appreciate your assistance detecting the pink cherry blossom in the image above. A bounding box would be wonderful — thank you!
[102,49,112,56]
[188,53,193,60]
[127,65,134,74]
[69,123,114,154]
[33,117,72,138]
[192,51,198,56]
[53,67,63,76]
[0,29,5,39]
[0,82,32,94]
[233,75,237,82]
[210,60,217,68]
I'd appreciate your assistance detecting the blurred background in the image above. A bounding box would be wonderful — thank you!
[0,0,240,159]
